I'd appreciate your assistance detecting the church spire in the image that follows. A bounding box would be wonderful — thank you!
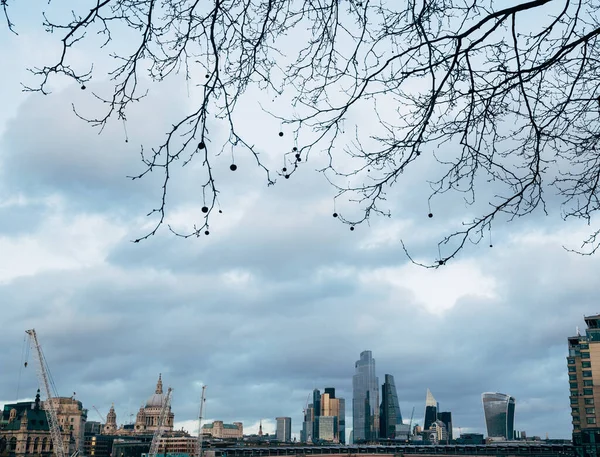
[156,374,163,394]
[258,420,263,436]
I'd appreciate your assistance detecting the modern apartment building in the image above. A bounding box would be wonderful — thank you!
[481,392,515,440]
[352,350,379,442]
[568,315,600,455]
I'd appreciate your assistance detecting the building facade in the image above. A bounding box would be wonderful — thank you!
[201,421,243,440]
[352,351,379,442]
[275,418,291,443]
[568,315,600,456]
[481,392,515,440]
[380,375,402,439]
[0,390,87,457]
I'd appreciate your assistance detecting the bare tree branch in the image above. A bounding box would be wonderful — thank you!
[5,0,600,265]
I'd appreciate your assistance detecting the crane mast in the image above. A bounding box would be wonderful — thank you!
[25,329,66,457]
[196,386,207,457]
[148,387,173,457]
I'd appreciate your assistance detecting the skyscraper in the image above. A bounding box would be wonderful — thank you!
[352,350,379,442]
[424,389,437,431]
[312,389,321,442]
[380,374,402,439]
[436,411,453,441]
[276,417,292,442]
[320,387,345,443]
[481,392,515,440]
[568,315,600,455]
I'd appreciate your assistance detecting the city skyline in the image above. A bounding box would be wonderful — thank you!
[0,2,596,445]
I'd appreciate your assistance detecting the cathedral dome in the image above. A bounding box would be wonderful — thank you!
[146,393,164,407]
[146,374,165,407]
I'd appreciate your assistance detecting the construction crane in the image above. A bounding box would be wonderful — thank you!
[92,406,106,424]
[148,387,173,457]
[196,386,207,457]
[25,329,68,457]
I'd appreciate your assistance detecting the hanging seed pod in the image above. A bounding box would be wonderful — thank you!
[201,206,209,213]
[230,164,237,171]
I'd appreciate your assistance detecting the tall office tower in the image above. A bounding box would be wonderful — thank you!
[436,411,453,440]
[568,315,600,455]
[312,389,321,442]
[380,374,403,439]
[424,389,438,431]
[319,388,346,443]
[301,404,314,443]
[481,392,515,440]
[276,417,292,442]
[352,350,380,442]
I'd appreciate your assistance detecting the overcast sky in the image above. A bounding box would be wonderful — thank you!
[0,1,596,442]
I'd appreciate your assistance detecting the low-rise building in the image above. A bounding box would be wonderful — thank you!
[201,421,243,440]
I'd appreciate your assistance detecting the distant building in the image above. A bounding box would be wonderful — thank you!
[380,374,402,439]
[275,417,291,443]
[423,389,437,431]
[102,374,174,437]
[436,411,452,441]
[426,420,448,444]
[481,392,515,440]
[201,421,243,439]
[456,433,485,445]
[352,351,379,442]
[315,416,336,442]
[301,388,345,444]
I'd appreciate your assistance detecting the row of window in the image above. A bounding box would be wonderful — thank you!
[572,407,596,414]
[570,380,594,388]
[568,357,592,365]
[573,417,596,424]
[571,397,595,405]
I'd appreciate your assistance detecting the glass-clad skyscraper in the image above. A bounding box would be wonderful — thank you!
[424,389,437,431]
[353,350,379,442]
[380,374,402,439]
[482,392,515,440]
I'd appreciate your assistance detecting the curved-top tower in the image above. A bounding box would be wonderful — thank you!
[482,392,515,440]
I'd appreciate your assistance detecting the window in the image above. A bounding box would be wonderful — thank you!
[588,417,597,424]
[586,398,595,405]
[572,398,580,404]
[585,380,594,386]
[581,344,590,349]
[569,366,577,372]
[569,357,576,364]
[573,407,580,413]
[584,388,594,395]
[584,371,593,377]
[582,352,591,359]
[570,374,578,380]
[586,408,596,414]
[571,382,579,388]
[574,416,581,422]
[583,361,592,368]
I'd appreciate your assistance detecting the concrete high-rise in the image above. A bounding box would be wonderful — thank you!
[352,350,379,442]
[276,417,291,443]
[380,374,402,439]
[481,392,515,440]
[424,389,437,431]
[568,315,600,455]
